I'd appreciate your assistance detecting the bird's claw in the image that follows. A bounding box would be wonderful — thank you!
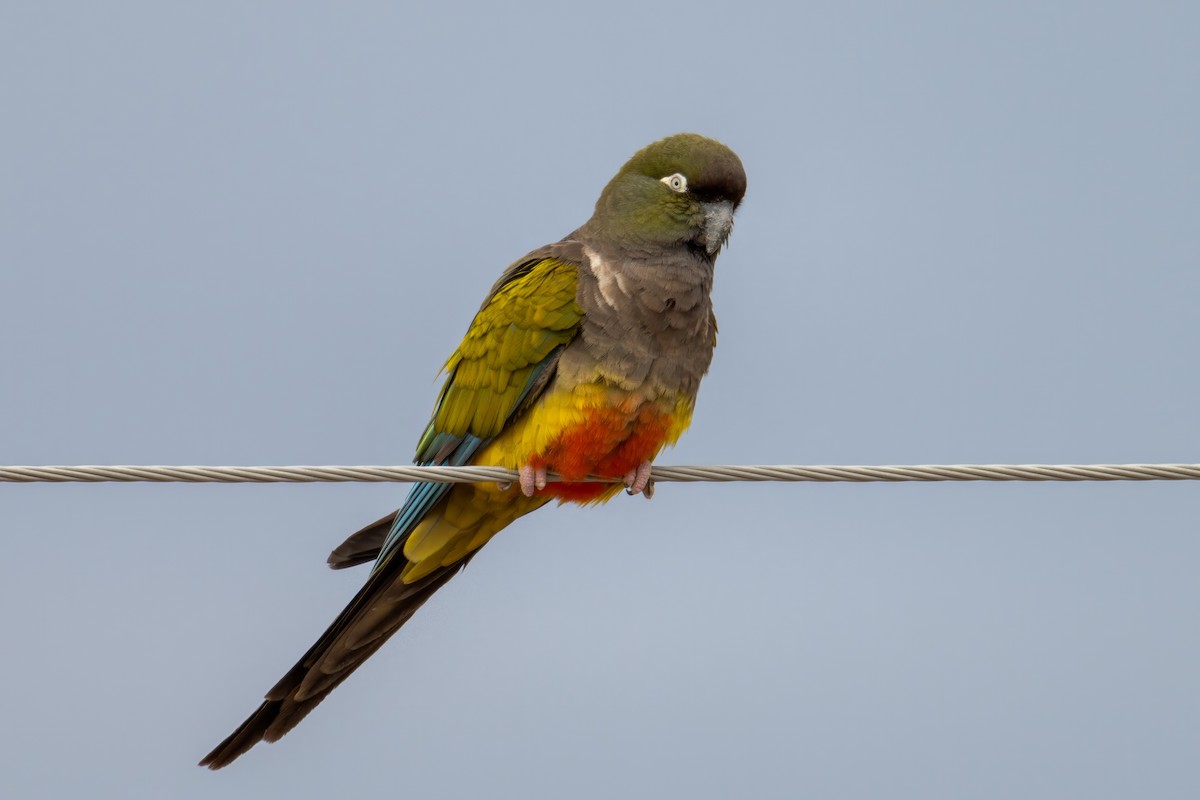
[518,464,547,497]
[624,461,654,499]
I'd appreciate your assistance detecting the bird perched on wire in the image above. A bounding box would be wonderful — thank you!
[201,133,747,768]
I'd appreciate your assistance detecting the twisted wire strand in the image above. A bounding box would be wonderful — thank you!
[0,464,1198,484]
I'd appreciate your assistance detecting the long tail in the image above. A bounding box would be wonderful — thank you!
[199,511,473,769]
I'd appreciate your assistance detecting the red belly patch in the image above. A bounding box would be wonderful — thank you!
[532,403,672,502]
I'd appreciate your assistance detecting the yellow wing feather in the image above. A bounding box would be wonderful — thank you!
[431,258,582,443]
[401,258,582,581]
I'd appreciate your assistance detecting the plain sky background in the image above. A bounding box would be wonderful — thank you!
[2,2,1198,798]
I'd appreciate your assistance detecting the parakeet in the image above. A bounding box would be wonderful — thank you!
[200,133,746,769]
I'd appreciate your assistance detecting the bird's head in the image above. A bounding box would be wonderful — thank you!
[585,133,746,260]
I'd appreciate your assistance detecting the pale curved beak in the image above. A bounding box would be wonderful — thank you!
[700,200,735,255]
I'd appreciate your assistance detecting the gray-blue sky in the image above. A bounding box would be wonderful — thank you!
[2,2,1198,798]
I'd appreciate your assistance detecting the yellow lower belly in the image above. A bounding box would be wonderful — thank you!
[401,382,695,582]
[476,382,694,482]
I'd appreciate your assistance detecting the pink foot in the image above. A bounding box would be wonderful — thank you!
[624,461,655,499]
[518,464,547,497]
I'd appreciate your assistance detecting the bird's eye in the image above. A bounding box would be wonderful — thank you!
[660,173,688,193]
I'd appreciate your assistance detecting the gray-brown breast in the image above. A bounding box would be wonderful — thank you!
[564,239,717,397]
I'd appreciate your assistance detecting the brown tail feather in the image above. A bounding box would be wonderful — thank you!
[325,511,396,570]
[199,515,474,769]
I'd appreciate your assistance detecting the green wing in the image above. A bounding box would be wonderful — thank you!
[418,254,584,460]
[368,252,583,573]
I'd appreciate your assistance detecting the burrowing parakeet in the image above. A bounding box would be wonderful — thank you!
[201,133,746,768]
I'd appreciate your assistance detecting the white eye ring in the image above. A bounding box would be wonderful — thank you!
[660,173,688,193]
